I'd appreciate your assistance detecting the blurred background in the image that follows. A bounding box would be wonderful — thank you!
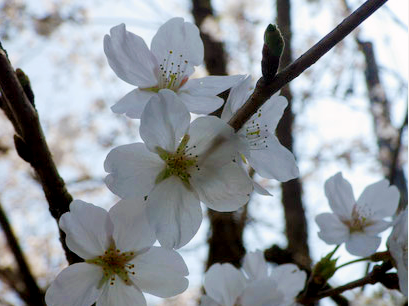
[0,0,407,305]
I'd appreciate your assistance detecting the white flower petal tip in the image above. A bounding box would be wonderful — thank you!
[387,208,408,296]
[318,172,400,257]
[221,76,299,181]
[47,199,188,306]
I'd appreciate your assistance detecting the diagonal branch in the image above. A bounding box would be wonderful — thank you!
[0,48,81,265]
[228,0,388,132]
[0,201,45,305]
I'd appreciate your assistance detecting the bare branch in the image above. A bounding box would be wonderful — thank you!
[298,262,394,304]
[0,201,45,305]
[228,0,388,132]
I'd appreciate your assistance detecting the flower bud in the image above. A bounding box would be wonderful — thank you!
[261,24,284,81]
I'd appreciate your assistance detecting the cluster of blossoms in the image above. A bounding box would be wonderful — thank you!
[45,17,407,305]
[46,17,300,305]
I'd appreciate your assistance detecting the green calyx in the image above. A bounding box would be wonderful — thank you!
[264,24,284,57]
[312,250,339,285]
[86,243,137,288]
[156,135,197,185]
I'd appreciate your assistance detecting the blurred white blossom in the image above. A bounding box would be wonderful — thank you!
[316,172,399,256]
[387,208,408,296]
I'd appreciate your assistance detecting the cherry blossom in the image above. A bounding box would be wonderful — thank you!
[104,17,242,118]
[316,172,400,256]
[45,200,188,306]
[387,208,408,296]
[201,251,306,306]
[221,75,299,182]
[104,89,253,249]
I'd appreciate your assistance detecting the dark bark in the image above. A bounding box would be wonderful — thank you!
[357,40,408,210]
[0,202,45,305]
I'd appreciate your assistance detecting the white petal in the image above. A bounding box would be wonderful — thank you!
[242,250,269,280]
[357,180,399,219]
[240,279,284,306]
[324,172,356,220]
[345,233,381,257]
[200,295,221,306]
[256,93,288,130]
[146,176,202,249]
[178,92,224,114]
[97,279,146,306]
[104,24,158,87]
[315,213,349,245]
[364,220,392,235]
[109,199,155,252]
[204,263,247,306]
[188,116,247,167]
[221,75,252,121]
[246,135,299,181]
[45,263,102,306]
[132,246,188,297]
[111,89,156,119]
[151,18,203,71]
[104,143,164,199]
[253,180,273,196]
[140,89,190,153]
[192,162,252,212]
[387,209,408,296]
[271,264,306,302]
[181,75,244,96]
[59,200,113,259]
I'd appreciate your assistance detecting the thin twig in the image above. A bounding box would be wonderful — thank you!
[0,201,45,305]
[298,262,392,304]
[228,0,388,132]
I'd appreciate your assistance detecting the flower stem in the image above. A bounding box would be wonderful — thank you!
[336,257,370,269]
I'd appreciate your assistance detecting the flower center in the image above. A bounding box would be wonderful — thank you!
[144,50,189,93]
[243,109,269,150]
[156,134,198,185]
[86,244,137,288]
[343,204,374,233]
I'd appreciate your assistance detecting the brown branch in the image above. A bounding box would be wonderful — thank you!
[339,0,407,210]
[0,48,81,265]
[298,262,393,304]
[228,0,388,132]
[0,267,29,303]
[0,201,45,305]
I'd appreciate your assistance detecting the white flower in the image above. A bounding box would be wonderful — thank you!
[201,251,306,306]
[316,172,400,257]
[242,251,306,306]
[387,208,408,296]
[104,17,242,119]
[221,76,299,182]
[201,263,284,306]
[104,89,253,249]
[45,200,189,306]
